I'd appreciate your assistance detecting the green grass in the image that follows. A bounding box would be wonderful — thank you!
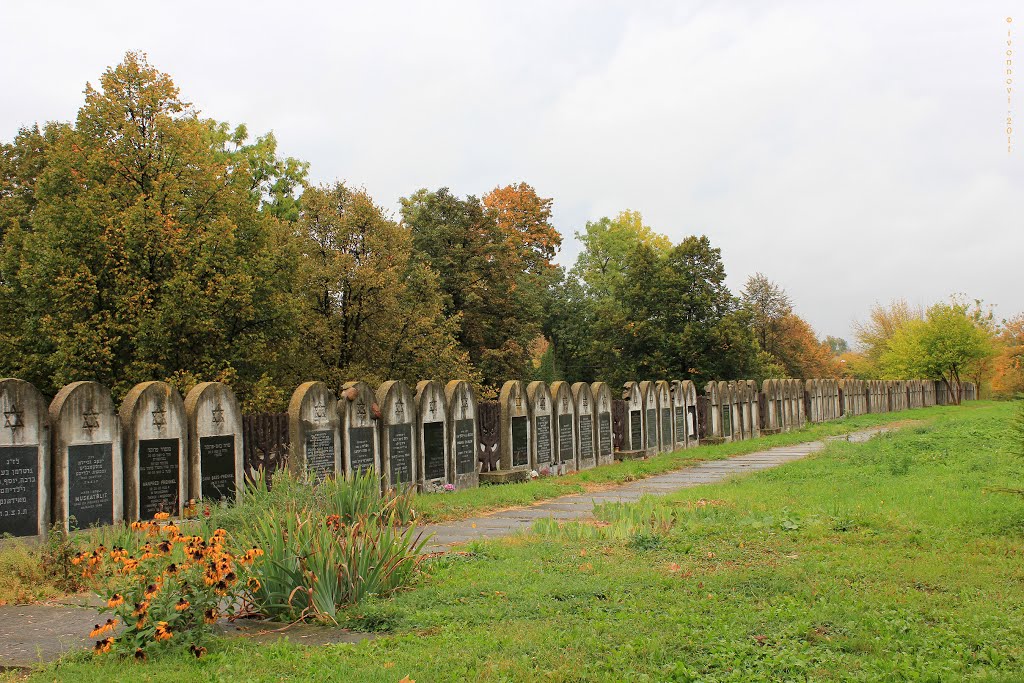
[17,400,1024,681]
[414,407,941,522]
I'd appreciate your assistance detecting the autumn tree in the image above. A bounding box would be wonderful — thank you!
[741,273,793,355]
[880,301,994,403]
[571,209,671,295]
[0,52,306,403]
[295,183,476,389]
[853,299,923,370]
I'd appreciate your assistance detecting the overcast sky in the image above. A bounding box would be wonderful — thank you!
[2,1,1021,342]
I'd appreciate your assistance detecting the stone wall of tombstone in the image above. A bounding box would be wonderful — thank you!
[0,374,975,540]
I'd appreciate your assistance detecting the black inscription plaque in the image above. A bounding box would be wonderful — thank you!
[535,415,552,464]
[776,399,784,427]
[138,439,179,520]
[557,414,573,464]
[305,429,336,482]
[661,408,672,449]
[200,435,235,502]
[348,427,375,473]
[511,416,528,467]
[388,423,413,484]
[722,408,732,437]
[578,414,594,460]
[629,410,642,450]
[646,408,657,448]
[0,445,39,537]
[454,419,475,475]
[598,413,612,456]
[422,422,445,481]
[68,443,113,528]
[674,405,685,443]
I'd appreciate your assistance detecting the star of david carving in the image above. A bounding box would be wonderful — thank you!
[313,399,327,424]
[582,394,589,410]
[514,393,522,409]
[562,395,569,411]
[151,403,167,429]
[356,400,367,420]
[460,395,468,418]
[429,396,437,416]
[82,408,100,435]
[211,403,225,426]
[4,403,24,436]
[395,396,405,420]
[539,396,546,410]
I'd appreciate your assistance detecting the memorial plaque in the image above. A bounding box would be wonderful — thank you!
[661,408,672,447]
[776,399,784,426]
[348,427,375,472]
[511,416,529,467]
[138,439,180,520]
[599,413,612,456]
[674,406,685,441]
[558,414,573,462]
[388,423,413,484]
[535,415,552,464]
[305,429,336,482]
[629,410,642,450]
[199,435,235,502]
[687,407,697,437]
[422,422,445,480]
[646,408,657,448]
[454,418,475,475]
[723,409,732,436]
[0,445,39,537]
[579,414,594,460]
[68,443,113,528]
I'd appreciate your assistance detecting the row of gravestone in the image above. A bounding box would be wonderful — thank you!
[0,375,977,539]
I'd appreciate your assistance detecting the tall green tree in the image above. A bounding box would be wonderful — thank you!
[0,52,306,403]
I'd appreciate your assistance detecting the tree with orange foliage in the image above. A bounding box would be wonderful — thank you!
[991,313,1024,396]
[482,182,561,275]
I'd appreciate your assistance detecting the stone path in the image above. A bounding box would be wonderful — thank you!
[421,426,890,553]
[0,426,890,670]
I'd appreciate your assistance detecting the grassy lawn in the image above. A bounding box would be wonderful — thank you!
[14,400,1024,681]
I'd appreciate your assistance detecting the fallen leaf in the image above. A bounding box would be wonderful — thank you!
[667,562,681,572]
[580,549,587,557]
[471,523,477,529]
[399,677,415,683]
[579,563,593,571]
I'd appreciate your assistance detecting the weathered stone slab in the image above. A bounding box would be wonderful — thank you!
[288,382,341,482]
[550,381,577,474]
[445,380,479,489]
[184,382,243,504]
[0,378,50,539]
[341,381,380,476]
[590,382,614,466]
[120,381,187,520]
[377,381,417,490]
[527,381,554,474]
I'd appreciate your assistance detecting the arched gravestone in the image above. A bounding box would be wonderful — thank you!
[786,379,799,428]
[719,381,735,442]
[655,381,673,453]
[638,381,658,455]
[415,381,448,492]
[670,381,686,449]
[288,382,341,482]
[804,380,818,423]
[377,381,417,490]
[0,379,50,539]
[762,380,779,433]
[341,381,379,476]
[527,381,555,473]
[746,380,761,438]
[623,382,645,451]
[51,382,122,532]
[571,382,596,471]
[681,380,699,447]
[185,382,243,504]
[498,381,531,473]
[796,379,808,426]
[738,381,753,439]
[590,382,614,466]
[703,381,722,441]
[728,381,744,441]
[445,380,478,489]
[550,381,577,474]
[120,382,187,521]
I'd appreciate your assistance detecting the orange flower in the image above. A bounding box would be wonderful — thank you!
[189,644,207,658]
[144,584,159,599]
[154,511,170,521]
[247,577,261,592]
[89,618,117,638]
[107,593,124,608]
[93,637,114,654]
[132,601,149,617]
[203,608,218,624]
[134,647,147,661]
[154,621,172,642]
[175,598,190,612]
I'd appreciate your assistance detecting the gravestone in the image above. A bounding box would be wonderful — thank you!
[746,380,761,438]
[590,382,614,466]
[571,382,596,470]
[655,381,673,453]
[719,381,734,441]
[681,380,699,447]
[527,381,555,474]
[340,381,380,476]
[287,382,341,482]
[415,380,448,492]
[623,382,645,452]
[703,381,722,442]
[638,381,658,455]
[492,380,531,482]
[120,382,187,521]
[550,381,577,474]
[50,382,123,532]
[0,379,50,539]
[445,380,478,489]
[184,382,243,504]
[670,381,686,449]
[377,381,417,490]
